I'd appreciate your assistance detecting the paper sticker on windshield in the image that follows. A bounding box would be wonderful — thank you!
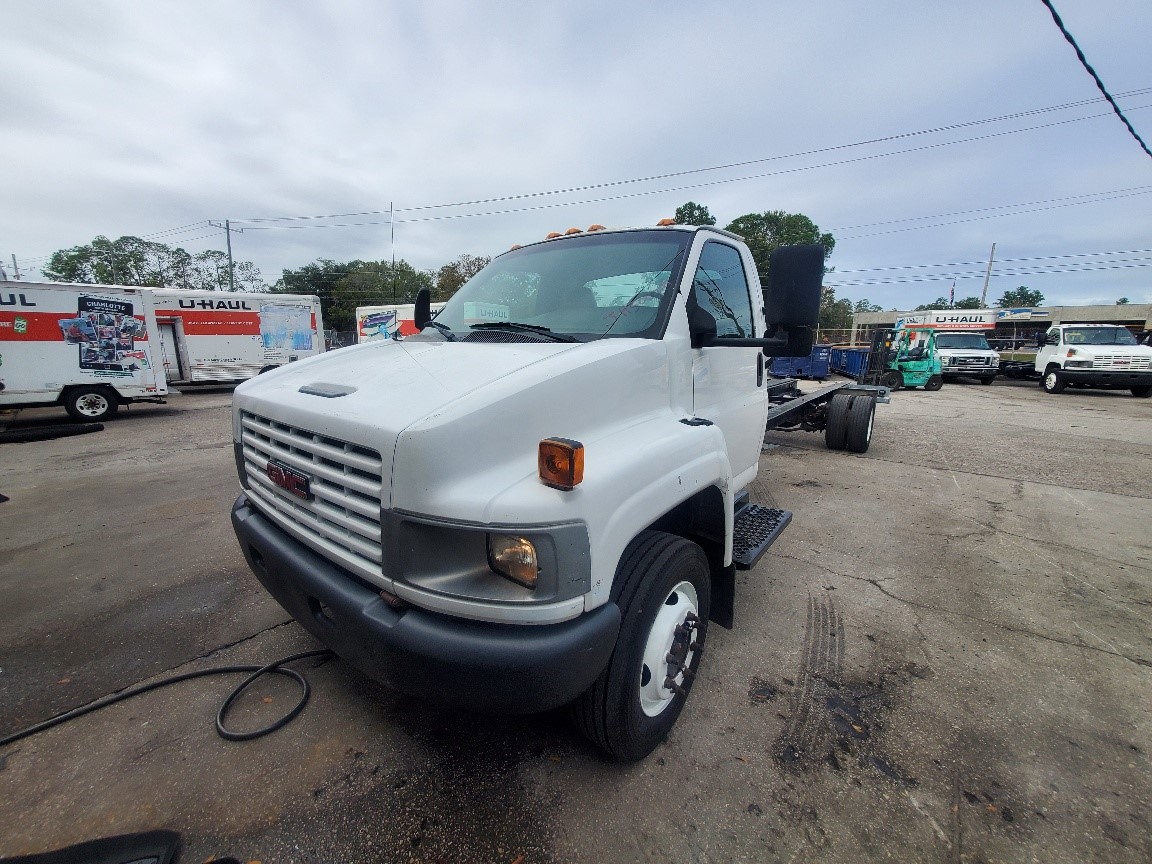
[463,302,509,324]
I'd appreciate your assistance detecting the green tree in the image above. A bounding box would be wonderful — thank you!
[1117,297,1130,304]
[277,259,433,331]
[434,253,490,300]
[819,286,854,329]
[42,235,264,291]
[673,202,716,226]
[954,296,982,309]
[853,299,883,313]
[914,297,952,311]
[996,286,1044,308]
[724,210,834,281]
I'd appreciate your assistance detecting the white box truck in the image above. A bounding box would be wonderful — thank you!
[231,223,883,760]
[356,303,447,343]
[0,281,167,420]
[151,289,324,383]
[1035,323,1152,396]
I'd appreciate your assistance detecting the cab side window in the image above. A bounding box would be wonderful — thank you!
[691,242,754,338]
[1046,328,1060,345]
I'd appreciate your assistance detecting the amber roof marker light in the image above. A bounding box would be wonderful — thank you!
[539,438,584,491]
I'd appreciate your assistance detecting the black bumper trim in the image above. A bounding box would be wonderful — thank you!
[1060,369,1152,387]
[231,495,620,714]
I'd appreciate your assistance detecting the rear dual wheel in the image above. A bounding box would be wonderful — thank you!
[64,386,118,422]
[825,392,876,453]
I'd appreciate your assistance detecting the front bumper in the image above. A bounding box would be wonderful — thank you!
[1059,369,1152,388]
[232,495,621,713]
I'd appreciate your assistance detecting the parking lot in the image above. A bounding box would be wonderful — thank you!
[1,378,1149,863]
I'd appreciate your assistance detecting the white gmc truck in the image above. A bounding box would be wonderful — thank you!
[230,223,881,759]
[1035,323,1152,396]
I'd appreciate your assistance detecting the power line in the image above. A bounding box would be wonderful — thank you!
[1039,0,1152,159]
[835,246,1152,275]
[233,91,1152,226]
[828,259,1152,288]
[234,103,1152,237]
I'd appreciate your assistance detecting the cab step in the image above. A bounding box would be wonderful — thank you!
[732,504,792,570]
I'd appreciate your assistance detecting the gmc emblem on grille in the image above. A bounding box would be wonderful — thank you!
[266,460,312,500]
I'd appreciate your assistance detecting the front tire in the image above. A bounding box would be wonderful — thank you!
[1132,386,1151,398]
[924,375,943,391]
[880,370,902,391]
[1043,368,1066,394]
[979,376,995,385]
[573,531,710,761]
[64,386,118,422]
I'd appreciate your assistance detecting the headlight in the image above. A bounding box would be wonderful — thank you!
[488,534,539,589]
[1065,360,1093,368]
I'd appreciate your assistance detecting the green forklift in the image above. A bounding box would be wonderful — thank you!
[859,326,943,391]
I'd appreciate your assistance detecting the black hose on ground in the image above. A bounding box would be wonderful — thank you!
[0,649,336,748]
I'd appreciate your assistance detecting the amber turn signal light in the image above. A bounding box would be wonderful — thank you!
[539,438,584,490]
[656,218,676,226]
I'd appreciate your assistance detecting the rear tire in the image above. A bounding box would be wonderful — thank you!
[924,375,943,391]
[845,395,876,453]
[573,531,710,761]
[1043,368,1066,394]
[64,387,118,422]
[824,392,853,450]
[1132,386,1151,398]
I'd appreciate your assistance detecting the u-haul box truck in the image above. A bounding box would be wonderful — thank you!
[0,281,167,421]
[151,289,324,383]
[356,303,446,343]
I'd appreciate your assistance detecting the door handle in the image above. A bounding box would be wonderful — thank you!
[757,353,764,387]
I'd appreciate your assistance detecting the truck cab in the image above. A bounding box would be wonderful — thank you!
[230,224,829,759]
[936,330,999,385]
[1035,324,1152,396]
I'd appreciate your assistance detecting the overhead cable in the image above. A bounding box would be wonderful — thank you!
[1039,0,1152,160]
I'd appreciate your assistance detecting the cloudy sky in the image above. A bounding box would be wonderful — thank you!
[3,0,1150,309]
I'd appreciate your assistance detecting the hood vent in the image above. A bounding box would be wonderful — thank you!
[299,383,358,397]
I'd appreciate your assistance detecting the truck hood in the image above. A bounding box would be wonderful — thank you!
[233,337,674,513]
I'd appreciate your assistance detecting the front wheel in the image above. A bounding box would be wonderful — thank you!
[1132,386,1151,398]
[979,376,995,385]
[64,386,118,422]
[923,375,943,391]
[1043,368,1066,394]
[573,531,710,761]
[880,370,902,391]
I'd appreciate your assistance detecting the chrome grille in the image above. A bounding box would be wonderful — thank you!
[1092,355,1151,370]
[240,411,384,583]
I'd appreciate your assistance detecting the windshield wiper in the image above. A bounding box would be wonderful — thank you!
[470,321,580,342]
[421,320,458,341]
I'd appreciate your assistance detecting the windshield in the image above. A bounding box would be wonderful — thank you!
[936,333,991,350]
[1063,327,1137,346]
[428,230,691,341]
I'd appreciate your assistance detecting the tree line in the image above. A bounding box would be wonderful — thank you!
[41,235,491,331]
[39,212,1078,335]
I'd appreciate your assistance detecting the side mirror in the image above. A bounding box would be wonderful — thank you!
[764,244,823,331]
[686,290,718,348]
[414,288,432,329]
[1035,333,1047,348]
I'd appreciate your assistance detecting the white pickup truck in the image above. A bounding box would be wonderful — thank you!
[1035,323,1152,397]
[229,223,882,759]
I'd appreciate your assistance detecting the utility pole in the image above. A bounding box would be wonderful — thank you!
[209,220,243,291]
[390,201,397,303]
[980,242,997,308]
[11,254,22,280]
[225,219,235,291]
